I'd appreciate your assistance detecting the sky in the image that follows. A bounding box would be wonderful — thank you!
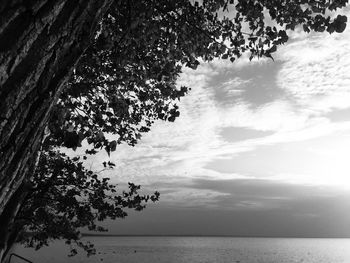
[92,16,350,237]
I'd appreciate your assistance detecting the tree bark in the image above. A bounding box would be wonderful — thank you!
[0,181,30,262]
[0,0,112,220]
[0,224,22,263]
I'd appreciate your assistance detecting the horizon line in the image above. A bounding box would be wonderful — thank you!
[81,233,350,239]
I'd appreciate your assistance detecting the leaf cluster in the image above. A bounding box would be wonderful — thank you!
[15,150,159,256]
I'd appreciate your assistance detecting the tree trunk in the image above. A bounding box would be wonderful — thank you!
[1,225,22,263]
[0,0,112,220]
[0,181,30,262]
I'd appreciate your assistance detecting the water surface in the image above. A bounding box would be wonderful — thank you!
[13,236,350,263]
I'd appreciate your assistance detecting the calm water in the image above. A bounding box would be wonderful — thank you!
[13,236,350,263]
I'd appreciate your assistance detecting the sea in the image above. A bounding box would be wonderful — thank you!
[12,236,350,263]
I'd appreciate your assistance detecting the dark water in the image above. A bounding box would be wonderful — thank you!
[13,236,350,263]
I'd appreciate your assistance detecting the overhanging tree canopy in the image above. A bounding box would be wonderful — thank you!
[0,0,348,261]
[50,0,350,157]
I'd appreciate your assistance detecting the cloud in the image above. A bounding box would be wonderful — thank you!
[102,178,350,237]
[276,27,350,113]
[86,18,350,219]
[150,178,350,220]
[220,127,274,142]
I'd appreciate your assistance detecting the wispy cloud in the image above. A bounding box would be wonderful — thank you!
[277,30,350,113]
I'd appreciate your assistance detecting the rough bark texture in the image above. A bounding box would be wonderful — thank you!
[0,181,30,262]
[0,0,112,220]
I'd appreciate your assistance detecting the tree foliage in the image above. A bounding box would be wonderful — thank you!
[7,0,348,258]
[49,0,348,155]
[16,150,159,256]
